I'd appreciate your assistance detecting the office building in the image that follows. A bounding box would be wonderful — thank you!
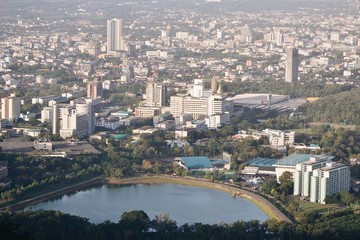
[207,95,224,116]
[1,95,21,120]
[145,81,166,107]
[107,18,124,54]
[183,96,208,120]
[211,76,219,94]
[87,79,103,99]
[294,160,351,204]
[51,99,95,139]
[170,95,185,117]
[285,48,299,83]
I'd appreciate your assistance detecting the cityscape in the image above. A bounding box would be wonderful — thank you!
[0,0,360,239]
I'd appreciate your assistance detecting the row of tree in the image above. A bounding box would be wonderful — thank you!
[1,209,360,240]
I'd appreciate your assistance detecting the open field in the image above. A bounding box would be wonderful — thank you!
[299,201,343,213]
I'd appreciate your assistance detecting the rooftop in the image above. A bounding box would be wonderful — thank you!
[176,156,213,170]
[113,134,128,140]
[274,154,335,167]
[248,157,279,167]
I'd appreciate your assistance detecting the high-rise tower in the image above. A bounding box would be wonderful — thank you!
[285,48,299,83]
[107,18,124,54]
[1,94,21,120]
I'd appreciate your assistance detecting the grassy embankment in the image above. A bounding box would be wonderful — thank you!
[298,201,343,214]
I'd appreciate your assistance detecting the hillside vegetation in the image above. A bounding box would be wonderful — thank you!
[301,88,360,125]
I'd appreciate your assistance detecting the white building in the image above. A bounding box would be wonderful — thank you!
[207,95,224,116]
[96,117,120,130]
[34,140,53,151]
[145,81,166,107]
[183,96,208,120]
[263,129,295,146]
[205,113,230,129]
[294,157,330,197]
[1,95,21,120]
[170,95,185,117]
[107,18,124,54]
[294,160,351,204]
[51,101,92,139]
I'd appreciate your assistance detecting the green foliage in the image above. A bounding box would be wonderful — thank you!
[120,210,150,233]
[301,88,360,124]
[224,80,353,98]
[325,191,356,206]
[0,154,104,204]
[2,209,360,240]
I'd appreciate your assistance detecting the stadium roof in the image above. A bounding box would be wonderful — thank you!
[248,157,279,167]
[176,156,213,170]
[274,154,335,167]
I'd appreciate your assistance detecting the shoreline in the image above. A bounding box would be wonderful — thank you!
[1,175,292,223]
[106,175,292,222]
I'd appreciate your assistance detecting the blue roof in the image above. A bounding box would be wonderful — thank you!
[211,159,230,165]
[248,157,279,167]
[53,97,68,102]
[177,156,213,170]
[275,154,334,167]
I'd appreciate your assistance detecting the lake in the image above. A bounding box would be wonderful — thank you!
[28,184,268,225]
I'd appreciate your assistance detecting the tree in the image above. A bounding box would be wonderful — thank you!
[278,171,294,196]
[120,210,150,233]
[340,191,356,206]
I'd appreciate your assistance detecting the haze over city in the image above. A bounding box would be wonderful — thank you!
[0,0,360,239]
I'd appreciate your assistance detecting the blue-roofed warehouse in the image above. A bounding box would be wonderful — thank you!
[174,156,213,171]
[248,157,279,167]
[245,154,335,181]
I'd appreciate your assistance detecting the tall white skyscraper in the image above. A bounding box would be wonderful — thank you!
[107,18,124,54]
[285,48,299,83]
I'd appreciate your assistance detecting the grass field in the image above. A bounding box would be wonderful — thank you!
[299,201,343,214]
[290,128,314,134]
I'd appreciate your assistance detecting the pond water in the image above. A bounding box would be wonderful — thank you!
[28,184,268,225]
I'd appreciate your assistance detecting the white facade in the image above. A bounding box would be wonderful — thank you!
[294,161,351,204]
[41,107,53,123]
[205,113,230,129]
[107,18,124,54]
[264,129,295,146]
[145,82,166,107]
[1,95,21,120]
[51,100,93,139]
[207,95,224,116]
[170,95,185,117]
[183,97,208,120]
[293,157,330,197]
[96,118,120,130]
[34,140,53,151]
